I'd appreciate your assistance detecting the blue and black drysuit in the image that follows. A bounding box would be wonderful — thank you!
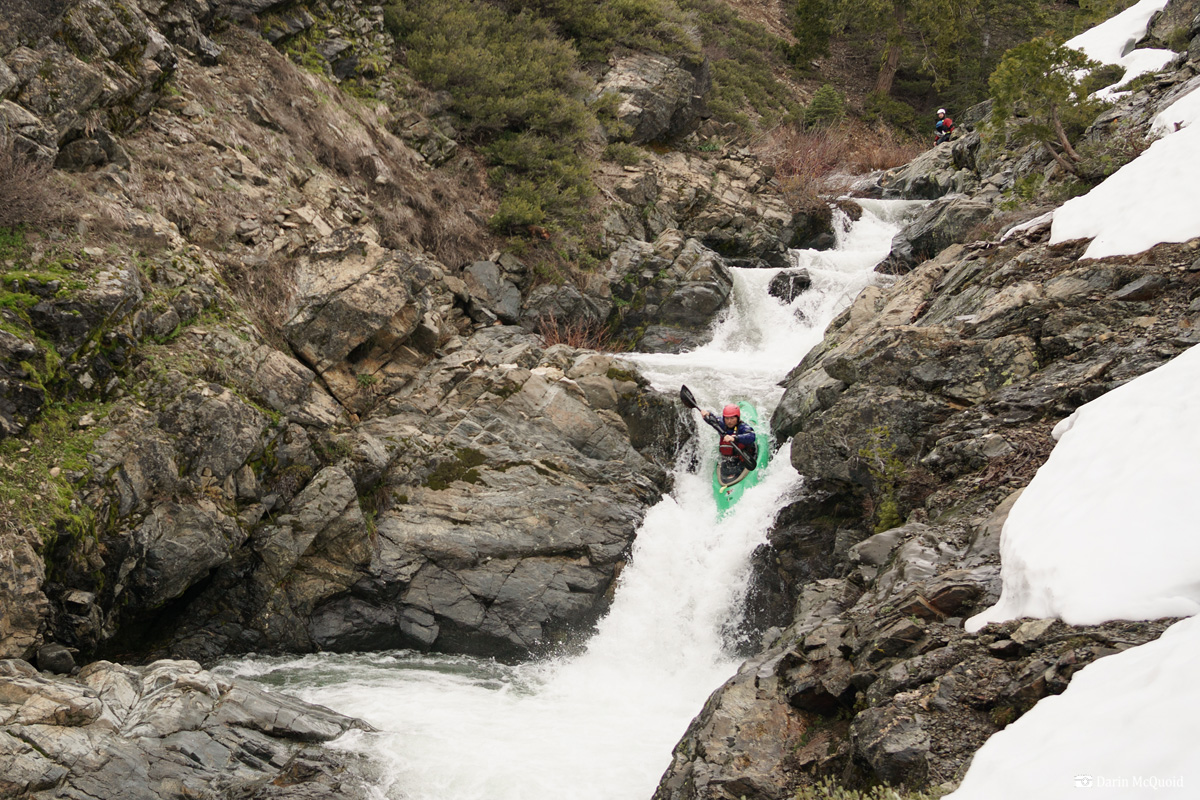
[702,413,758,467]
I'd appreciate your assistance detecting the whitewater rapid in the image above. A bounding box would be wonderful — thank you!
[217,198,923,800]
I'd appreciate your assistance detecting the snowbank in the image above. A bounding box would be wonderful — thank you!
[948,615,1200,799]
[967,344,1200,631]
[1151,77,1200,135]
[1068,0,1174,98]
[1067,0,1170,64]
[1047,0,1200,258]
[1048,123,1200,258]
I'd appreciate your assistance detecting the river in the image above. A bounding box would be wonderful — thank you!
[216,198,923,800]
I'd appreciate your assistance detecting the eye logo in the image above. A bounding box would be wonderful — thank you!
[1074,775,1094,788]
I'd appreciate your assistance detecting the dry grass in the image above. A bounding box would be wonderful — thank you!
[976,424,1056,489]
[534,312,617,351]
[754,122,924,211]
[0,137,74,230]
[220,253,300,349]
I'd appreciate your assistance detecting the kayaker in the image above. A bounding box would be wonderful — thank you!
[699,404,758,466]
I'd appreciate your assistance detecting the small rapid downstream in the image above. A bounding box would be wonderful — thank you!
[217,199,923,800]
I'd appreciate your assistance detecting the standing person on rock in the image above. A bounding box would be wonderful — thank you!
[934,107,955,145]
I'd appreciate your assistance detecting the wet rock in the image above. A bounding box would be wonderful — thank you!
[880,194,995,274]
[653,648,813,800]
[463,260,522,324]
[606,232,734,350]
[850,528,907,568]
[523,280,612,333]
[0,531,51,660]
[28,264,143,358]
[769,368,847,442]
[35,644,75,674]
[1111,273,1170,302]
[632,325,712,354]
[768,269,813,303]
[603,150,808,267]
[851,706,931,787]
[143,328,675,662]
[874,133,982,200]
[284,244,458,414]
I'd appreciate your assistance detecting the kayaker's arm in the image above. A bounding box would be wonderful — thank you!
[732,424,756,447]
[703,412,739,443]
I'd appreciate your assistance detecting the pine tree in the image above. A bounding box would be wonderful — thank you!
[792,0,832,62]
[830,0,1039,99]
[988,37,1110,175]
[807,84,845,127]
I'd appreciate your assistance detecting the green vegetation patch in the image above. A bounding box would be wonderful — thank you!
[794,777,947,799]
[506,0,694,62]
[679,0,801,130]
[858,426,906,533]
[602,142,647,166]
[383,0,805,231]
[0,401,110,546]
[424,446,488,490]
[0,226,29,262]
[385,0,597,233]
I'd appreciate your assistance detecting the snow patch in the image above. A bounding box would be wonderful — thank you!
[949,615,1200,799]
[967,344,1200,631]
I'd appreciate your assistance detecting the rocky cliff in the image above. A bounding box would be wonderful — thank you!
[5,0,1198,796]
[1,0,815,795]
[654,4,1200,797]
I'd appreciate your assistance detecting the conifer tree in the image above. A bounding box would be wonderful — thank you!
[830,0,1039,99]
[792,0,832,62]
[988,37,1109,175]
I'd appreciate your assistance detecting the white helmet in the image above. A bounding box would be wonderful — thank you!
[937,108,946,115]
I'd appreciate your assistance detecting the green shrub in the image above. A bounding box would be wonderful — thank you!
[385,0,596,232]
[988,38,1111,176]
[806,84,844,128]
[506,0,693,62]
[678,0,803,130]
[789,0,832,63]
[1074,127,1149,182]
[862,91,920,132]
[1166,25,1192,52]
[1119,71,1161,94]
[603,142,647,165]
[484,131,593,232]
[489,187,547,233]
[1079,63,1126,95]
[594,91,634,141]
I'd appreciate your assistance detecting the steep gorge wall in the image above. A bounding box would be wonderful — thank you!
[654,8,1200,796]
[0,0,818,673]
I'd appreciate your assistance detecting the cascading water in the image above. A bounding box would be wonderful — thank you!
[217,198,924,800]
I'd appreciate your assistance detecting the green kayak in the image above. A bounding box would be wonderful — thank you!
[712,401,770,516]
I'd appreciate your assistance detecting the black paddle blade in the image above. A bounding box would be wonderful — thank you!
[679,385,698,409]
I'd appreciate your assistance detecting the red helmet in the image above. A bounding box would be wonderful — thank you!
[722,404,741,418]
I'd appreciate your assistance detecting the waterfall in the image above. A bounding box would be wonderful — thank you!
[217,198,923,800]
